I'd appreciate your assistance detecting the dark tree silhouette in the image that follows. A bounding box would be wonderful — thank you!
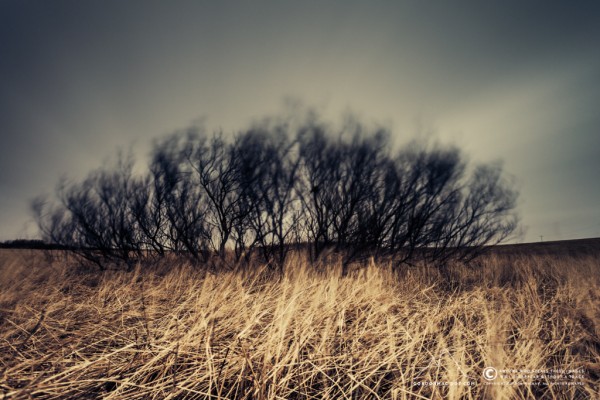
[233,126,301,268]
[32,112,519,272]
[33,155,145,270]
[296,122,390,266]
[146,132,212,262]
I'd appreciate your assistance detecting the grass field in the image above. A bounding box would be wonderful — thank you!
[1,242,599,399]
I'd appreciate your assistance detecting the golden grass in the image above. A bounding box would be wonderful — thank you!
[1,249,599,399]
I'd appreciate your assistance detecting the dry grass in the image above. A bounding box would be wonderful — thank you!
[0,248,599,399]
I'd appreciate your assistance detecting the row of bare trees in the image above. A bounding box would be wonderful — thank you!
[33,116,518,271]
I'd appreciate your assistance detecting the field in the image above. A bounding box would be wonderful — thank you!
[1,241,599,399]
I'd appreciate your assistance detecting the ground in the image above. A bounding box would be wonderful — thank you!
[1,240,599,399]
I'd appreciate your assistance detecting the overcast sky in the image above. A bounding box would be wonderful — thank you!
[1,0,599,243]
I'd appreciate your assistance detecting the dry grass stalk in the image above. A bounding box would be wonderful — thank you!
[0,248,598,399]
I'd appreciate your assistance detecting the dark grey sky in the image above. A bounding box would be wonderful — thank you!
[1,0,599,242]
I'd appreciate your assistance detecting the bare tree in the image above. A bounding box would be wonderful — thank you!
[184,132,242,262]
[231,126,301,269]
[295,121,518,271]
[32,112,519,273]
[296,122,390,268]
[146,133,212,262]
[33,155,145,270]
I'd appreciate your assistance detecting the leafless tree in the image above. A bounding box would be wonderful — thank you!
[32,112,519,273]
[145,133,212,262]
[295,122,518,272]
[231,126,301,269]
[33,155,144,270]
[296,122,390,267]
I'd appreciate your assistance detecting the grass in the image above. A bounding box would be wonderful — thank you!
[0,247,599,399]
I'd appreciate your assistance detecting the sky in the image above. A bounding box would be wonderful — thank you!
[1,0,599,243]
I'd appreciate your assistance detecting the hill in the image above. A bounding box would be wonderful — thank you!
[492,237,600,258]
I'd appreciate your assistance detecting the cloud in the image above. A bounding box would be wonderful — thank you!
[0,0,599,241]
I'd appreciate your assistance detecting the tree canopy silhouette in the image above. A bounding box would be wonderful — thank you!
[33,113,519,271]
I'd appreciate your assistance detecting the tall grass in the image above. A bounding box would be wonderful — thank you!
[1,249,598,399]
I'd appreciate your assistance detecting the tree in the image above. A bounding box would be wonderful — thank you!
[33,155,146,270]
[145,132,212,262]
[231,125,301,268]
[32,112,519,272]
[296,122,390,266]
